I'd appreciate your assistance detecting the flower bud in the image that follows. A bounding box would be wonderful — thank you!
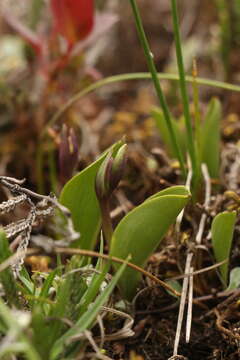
[110,144,128,191]
[95,152,113,200]
[95,145,127,201]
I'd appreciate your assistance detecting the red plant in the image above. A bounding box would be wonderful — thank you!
[2,0,117,78]
[50,0,94,48]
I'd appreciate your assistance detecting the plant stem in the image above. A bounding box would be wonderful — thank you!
[192,60,201,153]
[48,145,58,194]
[129,0,186,177]
[215,0,231,79]
[171,0,198,182]
[99,199,113,246]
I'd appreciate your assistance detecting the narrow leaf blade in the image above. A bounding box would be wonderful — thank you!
[211,211,236,286]
[201,98,221,178]
[39,269,58,299]
[0,229,19,307]
[152,107,186,158]
[50,259,128,360]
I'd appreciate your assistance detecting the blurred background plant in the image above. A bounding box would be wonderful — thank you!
[1,0,240,196]
[0,0,117,193]
[1,1,240,359]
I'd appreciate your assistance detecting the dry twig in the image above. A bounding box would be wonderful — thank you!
[186,266,193,343]
[0,176,78,275]
[173,252,193,357]
[196,164,211,244]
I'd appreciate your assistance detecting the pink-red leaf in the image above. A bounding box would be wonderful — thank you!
[50,0,94,46]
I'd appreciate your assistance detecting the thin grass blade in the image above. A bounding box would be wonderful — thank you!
[50,258,128,360]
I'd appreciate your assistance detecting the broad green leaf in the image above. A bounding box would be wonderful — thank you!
[152,107,186,158]
[50,259,128,360]
[110,186,191,300]
[59,140,124,249]
[211,211,236,286]
[201,98,221,178]
[226,267,240,291]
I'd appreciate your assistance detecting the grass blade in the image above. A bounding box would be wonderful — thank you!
[39,269,58,299]
[50,258,128,360]
[215,0,231,78]
[0,229,19,307]
[152,107,186,158]
[171,0,197,180]
[0,298,41,360]
[128,0,186,177]
[44,72,240,135]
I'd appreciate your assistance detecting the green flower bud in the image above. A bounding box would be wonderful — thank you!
[110,144,128,191]
[95,144,127,200]
[95,152,113,200]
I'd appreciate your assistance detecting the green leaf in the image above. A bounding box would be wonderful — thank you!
[152,107,186,158]
[166,280,182,298]
[39,269,58,299]
[76,237,109,317]
[211,211,236,286]
[59,140,124,249]
[78,262,110,317]
[33,277,72,357]
[49,278,72,339]
[148,185,190,200]
[0,229,19,307]
[110,186,191,300]
[226,267,240,291]
[0,229,11,260]
[201,98,221,178]
[18,274,35,295]
[31,306,49,358]
[0,297,41,360]
[50,259,128,360]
